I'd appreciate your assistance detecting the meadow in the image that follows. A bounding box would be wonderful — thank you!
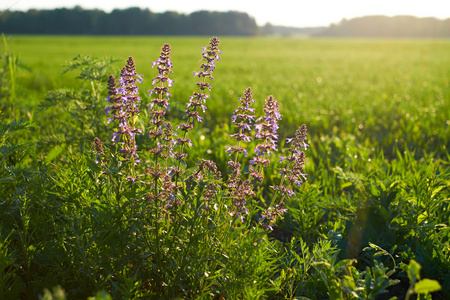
[1,35,450,299]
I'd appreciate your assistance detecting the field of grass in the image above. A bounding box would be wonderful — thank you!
[1,35,450,299]
[7,36,450,155]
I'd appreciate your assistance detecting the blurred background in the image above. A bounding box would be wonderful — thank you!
[1,0,449,37]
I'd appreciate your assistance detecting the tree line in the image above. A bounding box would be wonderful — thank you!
[0,6,258,36]
[315,15,450,38]
[1,7,450,37]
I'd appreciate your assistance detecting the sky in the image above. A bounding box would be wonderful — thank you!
[1,0,449,27]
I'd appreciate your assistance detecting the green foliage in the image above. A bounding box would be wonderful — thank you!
[312,254,400,299]
[39,286,66,300]
[0,33,18,118]
[404,259,442,300]
[1,36,450,299]
[1,8,258,36]
[0,118,35,198]
[39,55,120,153]
[318,15,450,38]
[0,233,24,299]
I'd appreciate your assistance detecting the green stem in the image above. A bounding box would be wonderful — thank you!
[130,100,136,177]
[269,161,291,208]
[233,126,243,166]
[174,131,187,190]
[174,76,206,189]
[174,192,202,282]
[405,283,414,300]
[154,166,160,261]
[114,180,124,268]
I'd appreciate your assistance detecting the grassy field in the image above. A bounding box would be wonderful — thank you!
[1,36,450,299]
[7,36,450,154]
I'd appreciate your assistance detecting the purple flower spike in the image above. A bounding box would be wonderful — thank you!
[149,43,174,110]
[148,43,178,160]
[224,89,257,220]
[225,87,255,159]
[275,124,309,198]
[180,37,221,135]
[259,202,288,230]
[254,95,281,154]
[105,57,143,165]
[249,95,281,182]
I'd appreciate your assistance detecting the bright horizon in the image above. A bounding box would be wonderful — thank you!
[1,0,449,28]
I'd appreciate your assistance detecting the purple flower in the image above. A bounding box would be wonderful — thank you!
[249,95,281,182]
[180,37,221,134]
[161,173,176,202]
[105,57,143,165]
[176,137,193,147]
[259,202,288,230]
[225,88,255,160]
[287,124,309,149]
[227,178,254,222]
[274,125,309,198]
[224,91,257,218]
[126,176,138,183]
[148,43,173,110]
[94,137,104,154]
[225,146,249,157]
[148,44,177,160]
[190,159,222,206]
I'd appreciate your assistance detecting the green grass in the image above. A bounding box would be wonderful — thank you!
[2,36,450,299]
[8,36,450,154]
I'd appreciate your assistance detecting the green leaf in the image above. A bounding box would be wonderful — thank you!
[414,279,441,294]
[430,186,445,199]
[335,258,355,270]
[88,291,112,300]
[46,144,66,162]
[379,181,387,191]
[85,157,102,173]
[0,118,34,146]
[368,242,381,250]
[341,182,353,189]
[407,260,421,282]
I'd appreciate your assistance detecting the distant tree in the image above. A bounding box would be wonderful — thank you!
[0,7,258,36]
[315,15,450,38]
[260,22,275,35]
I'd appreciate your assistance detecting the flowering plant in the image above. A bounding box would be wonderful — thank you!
[96,37,308,230]
[91,37,309,297]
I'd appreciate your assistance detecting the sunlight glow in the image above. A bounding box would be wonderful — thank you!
[1,0,448,27]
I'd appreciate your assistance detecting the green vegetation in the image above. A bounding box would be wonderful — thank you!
[0,7,258,36]
[2,7,449,37]
[1,35,449,299]
[317,15,450,38]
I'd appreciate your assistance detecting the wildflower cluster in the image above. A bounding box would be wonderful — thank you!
[149,43,173,114]
[174,37,221,188]
[275,124,308,198]
[227,175,255,222]
[94,136,104,155]
[226,87,255,159]
[250,95,282,181]
[224,91,308,225]
[144,170,176,206]
[261,125,308,228]
[144,43,182,207]
[193,159,222,204]
[98,36,308,232]
[225,88,256,221]
[105,57,143,168]
[179,37,221,132]
[93,136,105,166]
[259,202,288,230]
[148,43,177,161]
